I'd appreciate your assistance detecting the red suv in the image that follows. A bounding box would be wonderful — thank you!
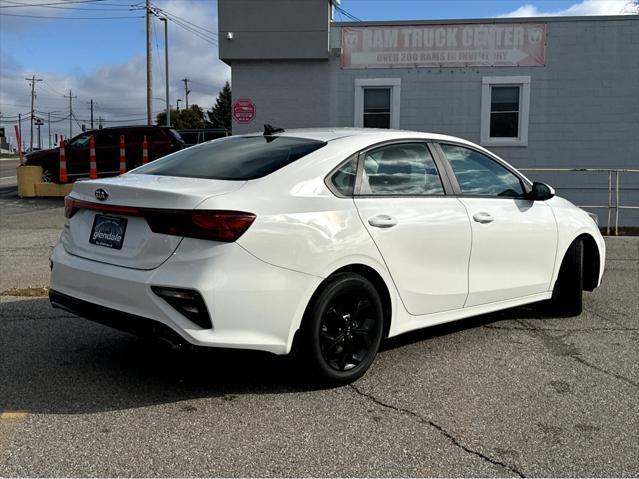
[24,125,184,182]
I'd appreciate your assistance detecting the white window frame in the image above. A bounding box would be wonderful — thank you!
[354,78,401,129]
[481,76,531,147]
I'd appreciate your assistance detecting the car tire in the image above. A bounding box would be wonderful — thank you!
[301,273,384,384]
[551,239,584,316]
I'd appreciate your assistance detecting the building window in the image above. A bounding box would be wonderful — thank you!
[363,88,391,128]
[481,76,530,147]
[355,78,400,129]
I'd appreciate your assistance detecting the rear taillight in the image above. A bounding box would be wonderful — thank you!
[146,210,255,242]
[64,197,255,242]
[64,196,74,218]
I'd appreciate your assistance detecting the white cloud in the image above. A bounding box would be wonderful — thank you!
[0,0,230,148]
[500,0,638,17]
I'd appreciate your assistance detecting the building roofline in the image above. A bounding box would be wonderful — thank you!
[332,14,638,27]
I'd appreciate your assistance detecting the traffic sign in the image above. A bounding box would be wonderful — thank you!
[232,99,256,124]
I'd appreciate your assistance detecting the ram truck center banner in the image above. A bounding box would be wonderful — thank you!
[341,23,547,69]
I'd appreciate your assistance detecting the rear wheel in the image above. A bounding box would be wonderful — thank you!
[551,239,584,316]
[302,273,383,384]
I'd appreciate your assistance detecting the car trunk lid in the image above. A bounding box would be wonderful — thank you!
[61,174,246,270]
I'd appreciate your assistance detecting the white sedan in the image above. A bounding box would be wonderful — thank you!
[50,128,605,382]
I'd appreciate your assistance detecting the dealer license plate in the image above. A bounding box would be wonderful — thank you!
[89,214,127,250]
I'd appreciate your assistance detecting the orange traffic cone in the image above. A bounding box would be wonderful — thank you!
[142,135,149,164]
[119,135,126,174]
[59,136,68,183]
[89,134,98,179]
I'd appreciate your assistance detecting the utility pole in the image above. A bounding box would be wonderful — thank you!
[48,112,51,148]
[145,0,153,125]
[90,100,94,129]
[18,113,22,148]
[182,78,190,109]
[98,116,103,129]
[26,75,43,151]
[64,89,77,139]
[161,17,170,127]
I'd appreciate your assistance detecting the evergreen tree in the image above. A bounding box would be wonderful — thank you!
[207,81,232,131]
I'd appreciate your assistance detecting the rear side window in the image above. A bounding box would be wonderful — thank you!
[328,156,358,196]
[133,136,327,180]
[360,143,444,196]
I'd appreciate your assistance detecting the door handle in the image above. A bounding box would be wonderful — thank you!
[472,211,494,224]
[368,215,398,228]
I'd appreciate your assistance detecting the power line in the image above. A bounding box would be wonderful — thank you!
[0,12,144,19]
[0,0,109,8]
[0,1,136,11]
[149,5,217,46]
[334,5,361,22]
[151,5,217,38]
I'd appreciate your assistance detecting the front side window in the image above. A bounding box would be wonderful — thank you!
[363,88,391,129]
[440,144,525,198]
[360,143,444,196]
[133,136,326,180]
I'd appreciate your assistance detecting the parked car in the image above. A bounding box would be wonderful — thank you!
[50,128,605,382]
[178,128,229,147]
[23,125,184,182]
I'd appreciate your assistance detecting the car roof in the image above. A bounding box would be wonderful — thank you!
[241,127,477,146]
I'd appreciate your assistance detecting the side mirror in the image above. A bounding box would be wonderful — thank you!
[530,182,555,201]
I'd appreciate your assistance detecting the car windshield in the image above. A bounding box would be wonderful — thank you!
[132,135,327,180]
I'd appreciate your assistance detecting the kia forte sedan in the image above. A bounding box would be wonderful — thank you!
[50,128,605,382]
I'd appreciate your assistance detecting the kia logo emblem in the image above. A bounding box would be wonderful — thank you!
[95,189,108,201]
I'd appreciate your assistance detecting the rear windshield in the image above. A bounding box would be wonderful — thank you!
[133,136,326,180]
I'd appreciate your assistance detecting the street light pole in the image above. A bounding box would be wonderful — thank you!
[160,17,170,127]
[34,117,44,149]
[145,0,153,125]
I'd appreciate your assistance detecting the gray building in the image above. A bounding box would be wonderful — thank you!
[218,1,639,228]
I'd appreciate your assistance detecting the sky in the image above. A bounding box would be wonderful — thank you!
[0,0,637,148]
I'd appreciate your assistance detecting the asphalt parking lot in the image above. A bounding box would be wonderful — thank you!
[1,180,638,477]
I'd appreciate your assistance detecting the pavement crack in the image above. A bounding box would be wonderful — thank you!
[515,320,639,390]
[349,384,525,478]
[483,324,638,332]
[571,355,639,389]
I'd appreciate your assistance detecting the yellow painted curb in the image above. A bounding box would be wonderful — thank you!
[34,182,73,197]
[16,165,42,197]
[0,411,28,420]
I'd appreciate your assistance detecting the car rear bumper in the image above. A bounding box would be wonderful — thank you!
[49,240,322,354]
[50,289,186,346]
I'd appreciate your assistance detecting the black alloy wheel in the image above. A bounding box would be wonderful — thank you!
[303,273,384,383]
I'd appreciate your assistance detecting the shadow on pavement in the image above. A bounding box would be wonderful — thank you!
[0,297,552,415]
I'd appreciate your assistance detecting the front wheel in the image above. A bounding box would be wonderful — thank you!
[301,273,384,384]
[551,239,584,316]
